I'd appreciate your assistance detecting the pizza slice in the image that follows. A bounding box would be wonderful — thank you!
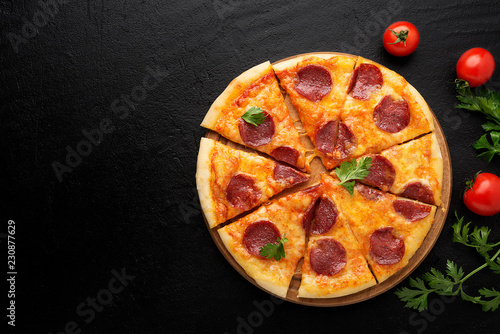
[196,138,309,228]
[201,61,308,171]
[218,184,322,298]
[324,175,436,283]
[355,133,443,205]
[335,57,435,166]
[298,175,376,298]
[273,54,357,170]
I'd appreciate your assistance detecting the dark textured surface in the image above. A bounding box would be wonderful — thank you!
[1,0,500,333]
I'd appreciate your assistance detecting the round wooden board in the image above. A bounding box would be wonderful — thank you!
[201,52,452,307]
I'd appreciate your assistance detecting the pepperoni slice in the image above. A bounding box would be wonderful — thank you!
[373,95,410,133]
[273,162,309,187]
[226,174,262,210]
[401,182,435,205]
[310,238,347,276]
[369,227,405,265]
[356,183,385,201]
[315,121,338,155]
[310,197,338,235]
[362,155,396,191]
[238,111,275,147]
[270,146,300,168]
[393,199,431,222]
[302,197,320,232]
[243,220,280,257]
[334,123,356,160]
[348,63,383,100]
[294,64,332,102]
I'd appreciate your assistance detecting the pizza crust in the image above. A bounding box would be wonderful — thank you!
[201,61,272,129]
[219,227,291,298]
[408,83,435,132]
[272,53,358,72]
[430,134,444,205]
[196,138,218,228]
[298,279,376,299]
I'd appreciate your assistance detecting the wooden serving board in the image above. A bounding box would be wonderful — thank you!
[201,52,452,307]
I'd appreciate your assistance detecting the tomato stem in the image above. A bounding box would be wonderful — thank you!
[465,179,474,192]
[387,29,409,46]
[465,171,482,192]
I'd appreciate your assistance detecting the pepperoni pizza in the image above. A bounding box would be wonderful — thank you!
[298,178,377,298]
[322,175,436,283]
[201,61,309,171]
[196,137,309,228]
[196,53,445,301]
[354,133,443,205]
[273,54,357,170]
[339,57,434,165]
[218,185,321,297]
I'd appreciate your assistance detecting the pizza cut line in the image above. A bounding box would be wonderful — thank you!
[201,61,310,172]
[196,53,444,300]
[197,137,309,228]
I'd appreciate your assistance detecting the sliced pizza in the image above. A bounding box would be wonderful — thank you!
[198,54,446,300]
[196,138,309,228]
[355,133,443,205]
[336,57,435,166]
[298,176,376,298]
[273,54,357,170]
[323,175,436,283]
[201,61,308,171]
[218,184,322,297]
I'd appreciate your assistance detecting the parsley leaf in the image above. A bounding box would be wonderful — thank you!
[334,157,372,196]
[445,260,465,284]
[455,79,500,161]
[452,212,471,245]
[455,80,500,125]
[423,267,454,294]
[482,122,500,132]
[478,288,500,312]
[259,234,288,261]
[487,257,500,275]
[394,277,433,312]
[396,211,500,312]
[241,106,267,126]
[473,132,500,162]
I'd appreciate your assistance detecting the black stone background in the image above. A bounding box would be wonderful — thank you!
[1,0,500,333]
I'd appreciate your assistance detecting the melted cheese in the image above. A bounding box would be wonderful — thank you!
[321,174,436,283]
[218,186,320,297]
[341,57,433,163]
[198,138,307,228]
[202,61,307,170]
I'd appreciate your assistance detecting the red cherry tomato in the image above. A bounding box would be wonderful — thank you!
[456,48,495,87]
[463,172,500,216]
[383,21,420,57]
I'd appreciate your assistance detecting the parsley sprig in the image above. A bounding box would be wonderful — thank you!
[241,106,267,126]
[455,79,500,161]
[395,212,500,312]
[259,234,288,261]
[334,157,372,196]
